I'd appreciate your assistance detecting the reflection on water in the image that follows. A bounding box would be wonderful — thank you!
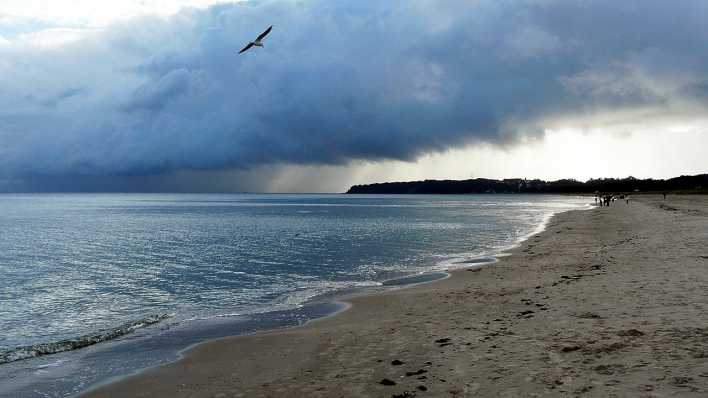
[0,193,589,397]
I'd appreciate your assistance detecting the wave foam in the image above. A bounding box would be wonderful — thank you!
[0,314,169,365]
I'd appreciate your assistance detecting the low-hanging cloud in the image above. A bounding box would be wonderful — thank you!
[1,0,708,190]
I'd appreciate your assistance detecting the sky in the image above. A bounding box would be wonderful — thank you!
[1,0,707,192]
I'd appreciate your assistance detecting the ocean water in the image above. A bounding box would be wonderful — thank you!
[0,193,589,397]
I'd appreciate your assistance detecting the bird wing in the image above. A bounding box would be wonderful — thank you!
[239,42,254,54]
[256,25,273,42]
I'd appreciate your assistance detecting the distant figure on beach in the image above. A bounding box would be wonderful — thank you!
[663,192,667,200]
[626,198,629,205]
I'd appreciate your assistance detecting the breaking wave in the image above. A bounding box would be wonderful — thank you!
[0,314,169,365]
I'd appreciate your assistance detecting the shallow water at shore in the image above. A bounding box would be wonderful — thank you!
[0,193,589,397]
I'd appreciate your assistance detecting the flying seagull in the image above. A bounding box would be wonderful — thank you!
[239,25,273,54]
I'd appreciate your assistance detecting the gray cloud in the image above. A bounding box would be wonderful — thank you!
[1,0,708,191]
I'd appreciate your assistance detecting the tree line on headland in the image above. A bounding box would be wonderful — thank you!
[346,174,708,195]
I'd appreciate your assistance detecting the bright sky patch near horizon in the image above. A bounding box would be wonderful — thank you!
[0,0,707,192]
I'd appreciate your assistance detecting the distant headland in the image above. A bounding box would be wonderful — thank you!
[346,174,708,194]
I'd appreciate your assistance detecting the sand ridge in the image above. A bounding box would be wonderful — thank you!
[81,195,708,397]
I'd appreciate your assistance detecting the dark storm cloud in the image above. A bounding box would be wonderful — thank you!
[1,0,708,191]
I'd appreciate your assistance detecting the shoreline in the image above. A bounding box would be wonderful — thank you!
[73,233,499,395]
[74,200,583,396]
[81,194,708,397]
[2,196,585,398]
[78,199,599,397]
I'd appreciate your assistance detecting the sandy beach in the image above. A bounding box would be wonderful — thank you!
[82,195,708,398]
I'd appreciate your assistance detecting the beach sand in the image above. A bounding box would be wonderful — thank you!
[82,195,708,397]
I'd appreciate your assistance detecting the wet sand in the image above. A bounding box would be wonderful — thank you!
[82,195,708,397]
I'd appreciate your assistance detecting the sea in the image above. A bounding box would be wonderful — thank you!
[0,193,590,397]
